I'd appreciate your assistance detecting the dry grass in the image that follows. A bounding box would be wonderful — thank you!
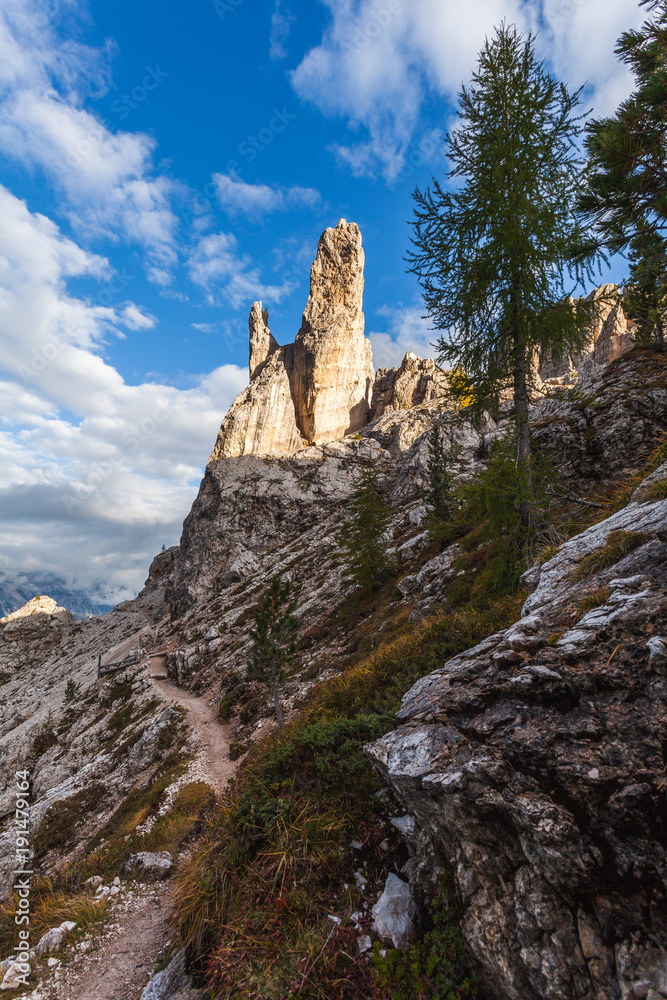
[571,530,652,580]
[643,477,667,501]
[577,584,612,613]
[0,876,109,956]
[31,880,110,939]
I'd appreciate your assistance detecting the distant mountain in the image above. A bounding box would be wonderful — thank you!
[0,575,114,619]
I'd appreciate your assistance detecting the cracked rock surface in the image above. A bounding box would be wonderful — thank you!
[368,492,667,1000]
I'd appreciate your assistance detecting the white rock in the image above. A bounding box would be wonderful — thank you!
[139,949,196,1000]
[123,851,173,881]
[85,875,103,888]
[409,506,428,526]
[227,551,261,583]
[34,921,77,957]
[398,532,430,563]
[398,575,419,597]
[210,221,372,460]
[371,873,416,950]
[647,636,667,672]
[357,934,373,953]
[1,961,29,991]
[416,544,463,590]
[390,814,417,846]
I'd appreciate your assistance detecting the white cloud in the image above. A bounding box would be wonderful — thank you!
[119,303,156,331]
[213,173,321,217]
[188,231,295,309]
[291,0,644,179]
[270,1,296,60]
[0,184,248,596]
[0,0,179,282]
[368,303,439,369]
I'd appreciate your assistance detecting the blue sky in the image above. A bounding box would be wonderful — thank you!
[0,0,645,601]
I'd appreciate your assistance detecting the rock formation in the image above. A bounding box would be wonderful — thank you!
[3,213,667,1000]
[210,220,374,460]
[368,476,667,1000]
[248,302,280,379]
[0,594,68,624]
[370,352,451,420]
[539,284,637,383]
[291,220,372,443]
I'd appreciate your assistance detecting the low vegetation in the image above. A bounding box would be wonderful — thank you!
[577,584,612,613]
[374,874,478,1000]
[572,529,651,579]
[643,477,667,501]
[174,570,520,999]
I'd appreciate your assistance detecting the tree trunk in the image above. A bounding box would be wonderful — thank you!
[513,321,532,528]
[656,313,665,352]
[271,660,284,731]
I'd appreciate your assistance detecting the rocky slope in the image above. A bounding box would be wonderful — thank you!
[368,479,667,1000]
[1,219,666,999]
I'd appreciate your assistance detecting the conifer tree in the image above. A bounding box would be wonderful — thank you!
[625,230,666,348]
[422,423,455,525]
[408,24,599,516]
[580,0,667,349]
[247,575,298,731]
[341,454,394,593]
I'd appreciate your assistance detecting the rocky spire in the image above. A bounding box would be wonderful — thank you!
[249,302,279,379]
[291,220,373,444]
[209,220,375,461]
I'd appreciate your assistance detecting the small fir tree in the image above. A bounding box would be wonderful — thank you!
[63,678,80,705]
[247,575,298,731]
[408,24,600,521]
[341,454,394,593]
[422,423,455,525]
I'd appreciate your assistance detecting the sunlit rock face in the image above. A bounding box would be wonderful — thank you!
[209,220,373,461]
[290,219,373,445]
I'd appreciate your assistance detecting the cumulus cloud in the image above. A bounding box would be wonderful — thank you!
[291,0,643,179]
[0,0,179,282]
[213,173,321,217]
[368,303,439,369]
[0,184,247,596]
[188,231,296,309]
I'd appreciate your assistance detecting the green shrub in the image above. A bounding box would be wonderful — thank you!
[33,711,58,756]
[340,454,396,593]
[34,785,106,859]
[374,874,479,1000]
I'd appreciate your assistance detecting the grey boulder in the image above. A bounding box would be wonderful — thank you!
[123,851,173,881]
[371,873,416,950]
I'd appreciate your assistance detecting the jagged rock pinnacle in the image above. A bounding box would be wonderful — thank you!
[209,220,374,461]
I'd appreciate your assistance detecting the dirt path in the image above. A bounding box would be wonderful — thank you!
[149,659,236,793]
[50,885,173,1000]
[44,664,236,1000]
